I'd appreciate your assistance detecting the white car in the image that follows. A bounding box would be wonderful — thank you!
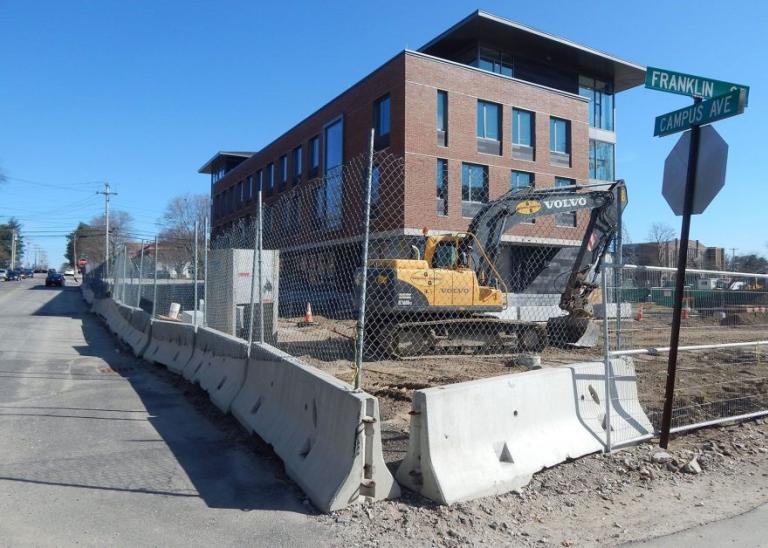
[0,269,7,281]
[63,268,75,277]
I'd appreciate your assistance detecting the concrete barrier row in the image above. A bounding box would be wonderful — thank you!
[88,297,399,512]
[395,357,653,505]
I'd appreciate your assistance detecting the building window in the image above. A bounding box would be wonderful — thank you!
[255,169,263,194]
[477,100,501,155]
[579,76,614,131]
[550,117,571,167]
[589,139,615,181]
[511,170,534,223]
[321,117,343,230]
[511,170,534,190]
[437,90,448,147]
[236,180,244,207]
[279,155,288,191]
[246,175,253,201]
[309,135,320,178]
[436,158,448,216]
[477,46,514,76]
[512,108,535,161]
[555,177,577,227]
[266,163,274,195]
[461,162,488,217]
[292,145,302,184]
[373,94,390,150]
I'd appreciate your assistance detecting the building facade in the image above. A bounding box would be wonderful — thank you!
[200,11,644,304]
[624,240,726,270]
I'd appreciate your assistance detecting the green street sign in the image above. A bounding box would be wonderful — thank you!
[646,66,750,105]
[654,89,745,137]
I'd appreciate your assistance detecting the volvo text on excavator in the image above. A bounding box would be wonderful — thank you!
[357,181,627,358]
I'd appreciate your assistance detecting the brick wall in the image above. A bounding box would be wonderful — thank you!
[402,52,590,243]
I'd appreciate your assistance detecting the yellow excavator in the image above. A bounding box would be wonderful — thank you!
[359,181,627,357]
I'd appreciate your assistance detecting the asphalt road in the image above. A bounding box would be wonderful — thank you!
[0,278,332,546]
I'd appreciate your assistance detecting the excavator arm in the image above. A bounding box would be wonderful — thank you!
[461,180,627,345]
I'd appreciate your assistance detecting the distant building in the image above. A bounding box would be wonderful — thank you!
[624,240,725,270]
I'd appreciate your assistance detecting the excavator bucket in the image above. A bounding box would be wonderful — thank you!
[546,315,599,348]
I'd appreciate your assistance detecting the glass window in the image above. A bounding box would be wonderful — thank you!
[374,94,390,137]
[323,118,344,229]
[237,181,243,205]
[437,90,448,132]
[436,158,448,216]
[555,177,577,227]
[579,76,614,131]
[266,163,274,194]
[589,140,615,181]
[280,155,288,188]
[477,46,514,77]
[511,170,533,190]
[293,146,302,179]
[461,163,488,203]
[433,241,458,269]
[256,170,263,193]
[550,117,570,153]
[512,108,533,147]
[477,100,501,140]
[309,136,320,174]
[246,175,253,200]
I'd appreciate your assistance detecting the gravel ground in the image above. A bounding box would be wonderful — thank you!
[318,419,768,547]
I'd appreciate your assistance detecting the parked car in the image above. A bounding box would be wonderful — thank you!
[46,272,65,287]
[63,267,75,277]
[6,270,21,281]
[24,269,34,278]
[0,269,7,281]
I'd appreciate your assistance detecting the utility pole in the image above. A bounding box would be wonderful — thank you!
[730,247,738,270]
[96,182,118,278]
[10,230,17,269]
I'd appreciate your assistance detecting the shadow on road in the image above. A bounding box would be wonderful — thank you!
[12,284,311,514]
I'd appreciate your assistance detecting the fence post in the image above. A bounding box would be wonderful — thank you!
[193,219,199,327]
[258,189,264,344]
[152,235,159,319]
[354,128,375,390]
[203,217,209,327]
[121,244,127,303]
[601,267,613,452]
[615,185,623,350]
[247,210,259,356]
[137,240,144,308]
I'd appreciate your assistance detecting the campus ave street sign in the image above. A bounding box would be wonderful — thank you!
[653,88,746,137]
[645,66,750,104]
[662,125,728,215]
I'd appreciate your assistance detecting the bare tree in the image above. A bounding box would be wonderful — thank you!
[648,222,676,267]
[86,210,135,265]
[157,194,210,278]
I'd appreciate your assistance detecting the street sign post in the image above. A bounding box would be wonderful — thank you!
[646,66,750,104]
[662,126,728,215]
[646,66,747,448]
[654,89,745,136]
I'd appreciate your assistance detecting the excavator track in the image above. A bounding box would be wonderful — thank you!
[365,316,548,359]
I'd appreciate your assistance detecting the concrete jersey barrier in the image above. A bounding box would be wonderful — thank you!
[396,357,653,505]
[187,327,249,413]
[231,343,400,512]
[144,320,195,374]
[124,308,152,357]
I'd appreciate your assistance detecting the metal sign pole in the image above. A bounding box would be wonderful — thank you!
[152,236,159,319]
[354,128,375,390]
[660,97,702,449]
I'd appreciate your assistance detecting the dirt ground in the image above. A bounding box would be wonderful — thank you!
[277,308,768,464]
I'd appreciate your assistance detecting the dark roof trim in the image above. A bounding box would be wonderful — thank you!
[198,151,254,174]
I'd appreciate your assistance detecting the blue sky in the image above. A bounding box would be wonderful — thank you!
[1,0,765,266]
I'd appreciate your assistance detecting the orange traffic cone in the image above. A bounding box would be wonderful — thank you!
[635,305,644,321]
[298,302,315,327]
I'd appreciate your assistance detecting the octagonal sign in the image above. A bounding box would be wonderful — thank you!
[662,125,728,216]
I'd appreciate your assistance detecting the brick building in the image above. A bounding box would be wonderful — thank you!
[624,240,726,270]
[200,11,644,304]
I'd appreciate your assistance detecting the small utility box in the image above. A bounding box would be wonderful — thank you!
[206,248,280,344]
[697,278,718,290]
